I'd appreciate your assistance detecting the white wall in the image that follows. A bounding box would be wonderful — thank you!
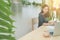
[11,0,42,40]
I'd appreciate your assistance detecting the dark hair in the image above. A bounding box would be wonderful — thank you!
[40,4,50,17]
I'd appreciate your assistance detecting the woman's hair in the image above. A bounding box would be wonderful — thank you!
[40,4,50,17]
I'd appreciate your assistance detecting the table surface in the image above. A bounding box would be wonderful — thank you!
[18,26,60,40]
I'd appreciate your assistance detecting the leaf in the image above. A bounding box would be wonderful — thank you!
[0,20,14,28]
[0,0,10,9]
[0,35,16,40]
[0,27,13,33]
[0,4,11,16]
[0,11,14,23]
[7,0,11,6]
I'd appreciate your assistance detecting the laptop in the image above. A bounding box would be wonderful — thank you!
[53,22,60,36]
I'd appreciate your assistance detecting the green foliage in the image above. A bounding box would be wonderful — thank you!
[21,0,42,6]
[21,0,31,5]
[32,1,42,6]
[0,0,15,40]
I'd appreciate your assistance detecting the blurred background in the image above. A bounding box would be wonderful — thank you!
[11,0,60,40]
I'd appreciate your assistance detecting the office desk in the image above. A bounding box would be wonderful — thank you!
[18,26,60,40]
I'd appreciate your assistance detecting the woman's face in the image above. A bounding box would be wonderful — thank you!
[43,7,49,14]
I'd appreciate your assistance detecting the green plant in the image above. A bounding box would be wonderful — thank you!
[0,0,15,40]
[21,0,41,6]
[21,0,31,5]
[32,1,41,6]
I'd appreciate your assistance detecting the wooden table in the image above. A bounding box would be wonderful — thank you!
[18,26,60,40]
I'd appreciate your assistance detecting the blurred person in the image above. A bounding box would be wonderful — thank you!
[38,4,50,27]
